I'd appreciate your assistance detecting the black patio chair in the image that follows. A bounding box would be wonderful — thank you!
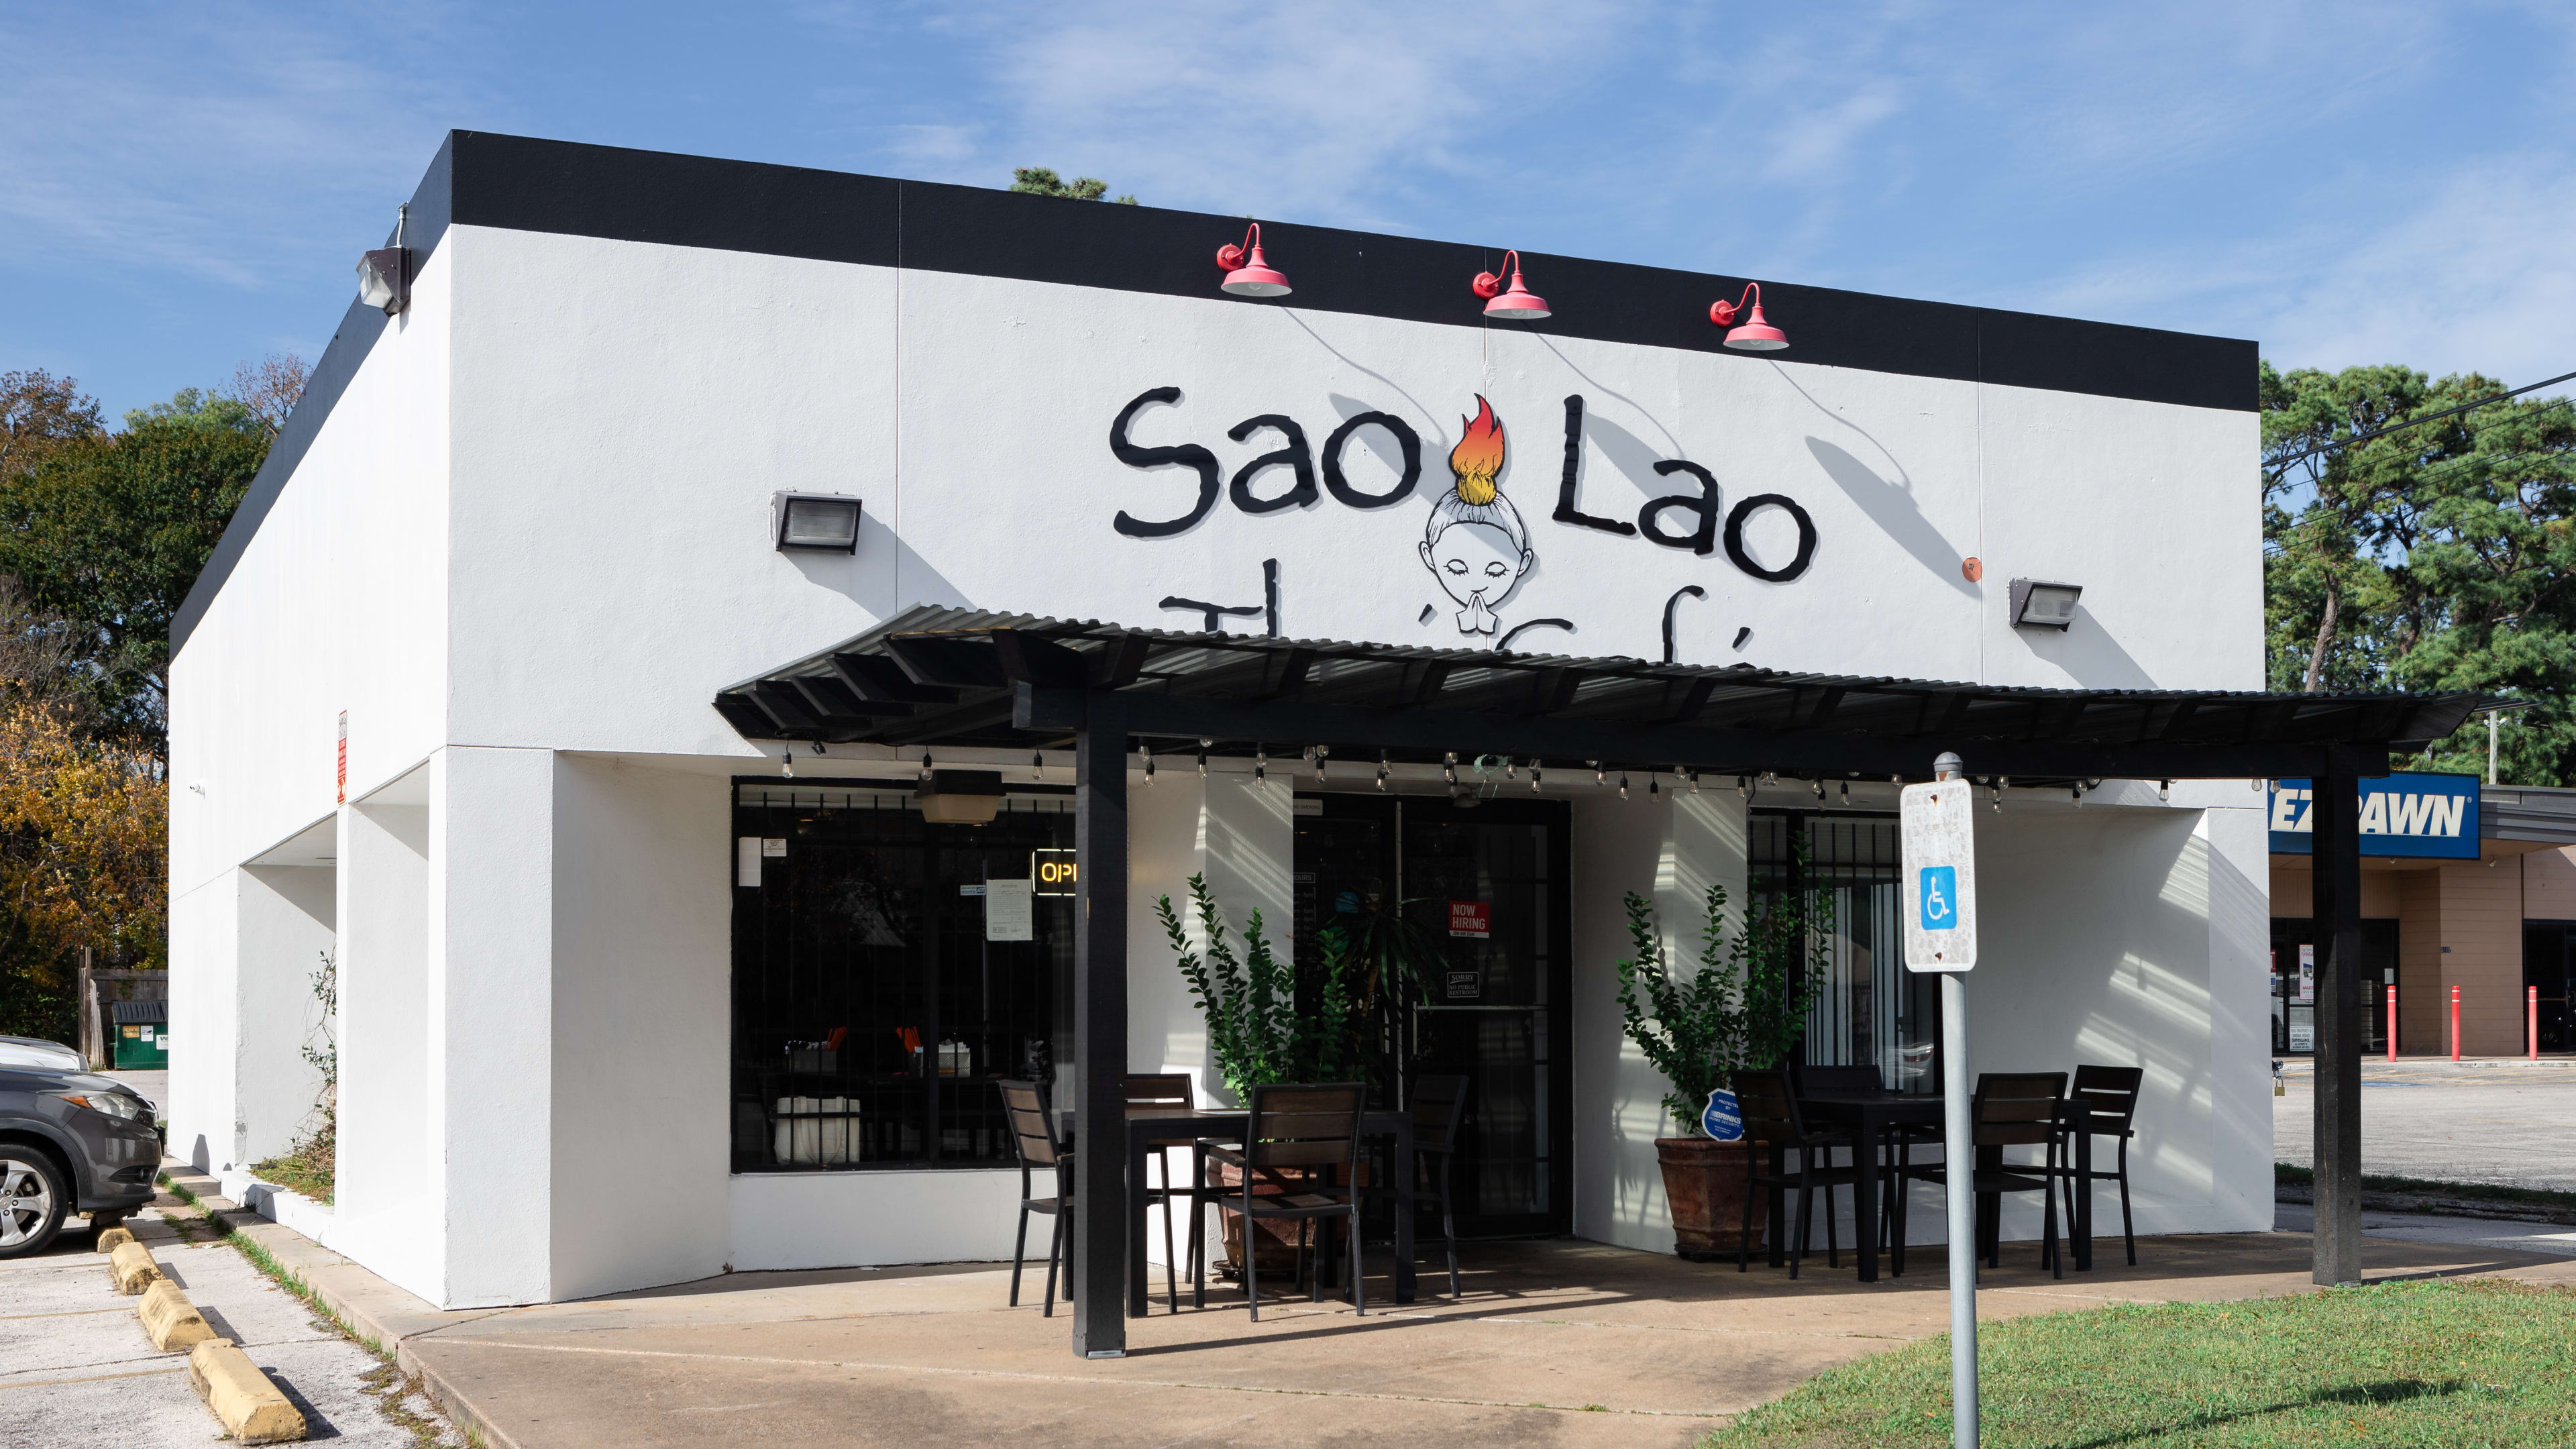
[998,1079,1073,1314]
[1732,1070,1868,1278]
[1892,1071,2067,1280]
[1407,1074,1472,1299]
[2056,1064,2145,1266]
[1126,1073,1219,1313]
[1201,1083,1367,1322]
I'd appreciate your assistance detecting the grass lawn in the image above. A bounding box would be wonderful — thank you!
[1705,1280,2576,1448]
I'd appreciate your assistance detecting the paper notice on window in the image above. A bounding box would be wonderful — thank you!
[985,879,1034,941]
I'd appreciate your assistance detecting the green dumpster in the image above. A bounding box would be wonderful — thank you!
[110,999,167,1069]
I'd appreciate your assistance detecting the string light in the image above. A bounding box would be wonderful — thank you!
[1686,767,1700,792]
[1254,745,1267,788]
[1811,778,1825,800]
[2159,779,2171,802]
[1991,777,2004,814]
[781,747,795,779]
[1838,780,1849,804]
[1531,759,1544,792]
[1648,773,1660,800]
[1314,744,1330,782]
[2072,783,2084,808]
[1506,757,1519,779]
[1376,751,1390,792]
[1593,760,1606,788]
[920,752,932,782]
[1198,739,1211,777]
[1619,771,1631,800]
[1142,743,1155,784]
[1737,774,1752,799]
[1032,749,1044,780]
[1444,751,1458,786]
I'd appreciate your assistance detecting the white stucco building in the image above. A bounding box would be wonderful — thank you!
[168,131,2353,1322]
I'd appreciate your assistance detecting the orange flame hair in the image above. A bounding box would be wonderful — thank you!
[1448,395,1505,505]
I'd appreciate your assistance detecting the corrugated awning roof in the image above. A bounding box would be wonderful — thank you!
[712,606,2521,782]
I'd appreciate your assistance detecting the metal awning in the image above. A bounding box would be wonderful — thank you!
[715,606,2519,782]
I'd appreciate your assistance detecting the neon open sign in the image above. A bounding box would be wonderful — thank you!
[1033,849,1078,896]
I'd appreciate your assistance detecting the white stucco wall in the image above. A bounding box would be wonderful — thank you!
[168,184,2267,1303]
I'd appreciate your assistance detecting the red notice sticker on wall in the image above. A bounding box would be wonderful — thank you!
[1448,902,1491,938]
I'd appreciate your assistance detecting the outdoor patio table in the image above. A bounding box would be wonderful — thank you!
[1796,1090,2096,1279]
[1067,1106,1418,1316]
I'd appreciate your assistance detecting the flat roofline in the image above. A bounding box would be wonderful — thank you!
[172,130,2258,659]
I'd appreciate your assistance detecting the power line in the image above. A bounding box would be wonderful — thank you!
[2267,368,2576,472]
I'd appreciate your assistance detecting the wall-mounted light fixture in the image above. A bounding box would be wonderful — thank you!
[356,203,411,315]
[2008,578,2083,630]
[1709,282,1786,350]
[1472,251,1551,320]
[1216,223,1292,297]
[918,769,1004,825]
[772,492,863,553]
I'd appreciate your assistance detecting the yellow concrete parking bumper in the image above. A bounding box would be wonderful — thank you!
[107,1240,160,1295]
[139,1279,218,1352]
[189,1338,308,1444]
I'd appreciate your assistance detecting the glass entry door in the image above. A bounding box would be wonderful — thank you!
[1294,794,1572,1239]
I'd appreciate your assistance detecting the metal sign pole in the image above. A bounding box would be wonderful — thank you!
[1941,967,1978,1448]
[1902,749,1980,1448]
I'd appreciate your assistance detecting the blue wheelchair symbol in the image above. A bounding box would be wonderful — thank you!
[1701,1088,1743,1142]
[1919,865,1957,930]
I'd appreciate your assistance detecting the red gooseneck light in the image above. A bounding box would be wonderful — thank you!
[1710,282,1788,350]
[1473,250,1551,320]
[1216,223,1292,298]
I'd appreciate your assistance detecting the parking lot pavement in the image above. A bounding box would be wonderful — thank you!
[2275,1059,2576,1191]
[0,1199,462,1449]
[2273,1201,2576,1258]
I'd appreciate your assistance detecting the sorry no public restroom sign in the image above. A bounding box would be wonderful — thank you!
[1900,779,1977,972]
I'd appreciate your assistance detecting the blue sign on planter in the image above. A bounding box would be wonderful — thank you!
[2269,772,2479,861]
[1702,1087,1743,1142]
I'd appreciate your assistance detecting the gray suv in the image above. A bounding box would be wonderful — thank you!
[1,1053,160,1256]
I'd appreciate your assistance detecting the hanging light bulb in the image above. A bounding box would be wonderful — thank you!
[1199,738,1212,777]
[1619,771,1631,800]
[1142,743,1155,784]
[1444,751,1458,786]
[1762,771,1778,786]
[1506,757,1519,779]
[920,751,932,782]
[1687,767,1701,793]
[1990,777,2004,814]
[1811,778,1825,800]
[1530,759,1544,792]
[2072,783,2084,808]
[1838,780,1849,804]
[1593,760,1606,788]
[1648,773,1660,800]
[1314,744,1330,782]
[1031,749,1044,780]
[1376,751,1390,792]
[2159,779,2171,802]
[1254,745,1267,788]
[781,747,795,779]
[1737,774,1752,799]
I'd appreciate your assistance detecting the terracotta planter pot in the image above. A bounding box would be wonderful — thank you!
[1657,1136,1766,1260]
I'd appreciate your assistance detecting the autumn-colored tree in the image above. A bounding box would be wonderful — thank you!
[1,370,106,482]
[0,698,165,1040]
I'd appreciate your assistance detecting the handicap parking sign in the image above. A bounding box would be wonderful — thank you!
[1919,865,1957,930]
[1701,1088,1743,1142]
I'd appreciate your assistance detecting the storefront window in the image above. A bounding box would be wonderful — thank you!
[730,781,1073,1171]
[1752,812,1939,1092]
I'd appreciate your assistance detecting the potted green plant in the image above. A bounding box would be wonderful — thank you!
[1159,874,1365,1273]
[1615,871,1829,1260]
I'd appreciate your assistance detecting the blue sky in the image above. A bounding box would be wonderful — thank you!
[8,1,2575,421]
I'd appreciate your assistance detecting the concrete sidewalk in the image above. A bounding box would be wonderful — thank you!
[170,1163,2576,1449]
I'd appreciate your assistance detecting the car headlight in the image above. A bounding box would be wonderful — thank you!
[58,1091,148,1122]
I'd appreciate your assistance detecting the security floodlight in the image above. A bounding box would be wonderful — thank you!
[2009,578,2082,631]
[772,492,863,553]
[357,203,410,315]
[917,769,1003,826]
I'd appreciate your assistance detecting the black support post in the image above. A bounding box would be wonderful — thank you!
[1071,691,1130,1356]
[2310,745,2367,1287]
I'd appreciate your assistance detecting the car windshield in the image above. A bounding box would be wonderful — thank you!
[0,1040,83,1071]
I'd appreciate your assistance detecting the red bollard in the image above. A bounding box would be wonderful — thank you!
[2534,985,2542,1061]
[2451,985,2463,1062]
[2387,983,2399,1063]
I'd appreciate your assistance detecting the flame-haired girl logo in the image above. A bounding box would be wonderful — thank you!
[1420,396,1535,645]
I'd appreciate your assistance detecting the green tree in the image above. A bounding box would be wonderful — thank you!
[1010,166,1137,205]
[2261,360,2576,782]
[0,409,269,739]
